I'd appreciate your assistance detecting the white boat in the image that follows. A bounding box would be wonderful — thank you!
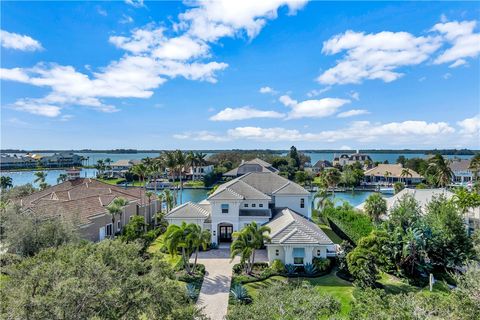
[379,187,395,194]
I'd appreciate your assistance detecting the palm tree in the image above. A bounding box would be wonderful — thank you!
[174,150,186,204]
[186,224,211,272]
[324,168,341,196]
[230,231,254,274]
[34,171,47,185]
[428,154,453,187]
[244,222,270,268]
[163,151,178,203]
[0,176,13,190]
[95,160,105,176]
[164,222,194,274]
[383,171,392,185]
[452,187,480,214]
[131,163,148,204]
[145,191,154,228]
[106,197,129,237]
[162,189,174,213]
[363,193,387,223]
[469,153,480,181]
[313,187,330,212]
[57,173,68,184]
[186,151,197,180]
[400,168,412,184]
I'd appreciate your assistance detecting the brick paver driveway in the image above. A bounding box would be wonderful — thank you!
[192,248,268,320]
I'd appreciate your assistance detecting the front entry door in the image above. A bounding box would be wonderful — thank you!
[219,226,233,242]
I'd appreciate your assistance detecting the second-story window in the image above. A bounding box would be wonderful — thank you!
[252,203,256,208]
[221,204,229,214]
[244,203,248,207]
[259,203,263,207]
[300,198,305,208]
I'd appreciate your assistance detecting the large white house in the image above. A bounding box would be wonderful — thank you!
[165,172,335,265]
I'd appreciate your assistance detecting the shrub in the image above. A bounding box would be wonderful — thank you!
[233,263,244,275]
[304,263,317,275]
[0,253,22,268]
[230,284,251,304]
[270,259,286,274]
[285,264,296,275]
[323,205,373,244]
[185,283,198,301]
[209,242,218,249]
[312,257,331,272]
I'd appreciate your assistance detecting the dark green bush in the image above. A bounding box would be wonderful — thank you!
[323,205,373,244]
[312,257,332,272]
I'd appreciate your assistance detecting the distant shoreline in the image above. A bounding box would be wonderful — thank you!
[1,149,478,155]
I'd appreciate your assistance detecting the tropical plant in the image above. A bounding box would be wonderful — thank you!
[427,154,453,187]
[187,223,211,272]
[121,215,148,242]
[363,193,387,223]
[323,204,374,244]
[400,168,413,184]
[162,189,174,213]
[0,176,13,190]
[312,257,331,272]
[313,187,330,212]
[185,282,198,301]
[33,171,47,185]
[304,262,317,275]
[452,187,480,214]
[95,159,105,176]
[324,168,341,194]
[285,264,296,275]
[393,181,405,194]
[39,182,50,190]
[57,173,68,184]
[270,259,285,273]
[106,197,129,237]
[469,153,480,181]
[164,222,198,275]
[230,222,270,274]
[230,284,251,303]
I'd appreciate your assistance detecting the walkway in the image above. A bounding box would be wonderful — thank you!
[192,248,268,320]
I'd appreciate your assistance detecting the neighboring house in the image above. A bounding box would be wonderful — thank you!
[39,152,83,168]
[333,152,372,167]
[186,163,214,180]
[0,154,37,169]
[308,160,333,174]
[363,164,423,185]
[110,159,141,177]
[165,172,335,265]
[18,177,159,242]
[357,188,479,233]
[449,158,473,186]
[223,158,279,178]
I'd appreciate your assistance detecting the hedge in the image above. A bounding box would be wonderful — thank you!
[322,206,373,244]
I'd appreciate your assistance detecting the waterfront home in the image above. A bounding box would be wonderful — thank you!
[17,175,159,242]
[223,158,279,177]
[333,152,372,168]
[39,152,83,167]
[110,159,142,177]
[186,163,214,180]
[307,160,333,174]
[363,164,422,185]
[357,188,479,233]
[449,158,473,186]
[165,172,335,265]
[0,154,37,169]
[0,152,83,169]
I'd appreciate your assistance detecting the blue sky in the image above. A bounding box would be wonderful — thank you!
[1,0,479,150]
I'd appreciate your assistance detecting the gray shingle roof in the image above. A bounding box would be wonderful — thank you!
[267,208,333,245]
[223,158,279,176]
[165,201,211,219]
[449,159,471,172]
[238,172,310,196]
[208,179,271,200]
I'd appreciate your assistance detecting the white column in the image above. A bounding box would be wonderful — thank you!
[212,223,218,244]
[305,247,313,264]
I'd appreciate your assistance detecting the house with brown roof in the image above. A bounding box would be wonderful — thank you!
[19,178,159,242]
[449,158,473,186]
[363,163,423,185]
[165,172,335,265]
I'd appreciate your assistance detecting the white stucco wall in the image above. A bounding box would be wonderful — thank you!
[274,194,311,218]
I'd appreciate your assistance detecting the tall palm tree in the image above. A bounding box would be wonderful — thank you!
[186,223,211,272]
[186,151,197,180]
[106,197,129,237]
[383,171,392,185]
[163,151,178,204]
[428,154,453,188]
[400,168,412,184]
[162,189,174,213]
[57,173,68,184]
[230,231,254,274]
[131,163,148,204]
[34,171,47,185]
[363,193,387,223]
[0,176,13,190]
[325,168,341,196]
[469,153,480,181]
[95,160,105,176]
[313,187,329,211]
[244,222,270,268]
[174,150,186,204]
[164,222,194,274]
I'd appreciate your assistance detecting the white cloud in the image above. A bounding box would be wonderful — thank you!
[432,20,480,66]
[458,115,480,135]
[418,76,427,82]
[306,86,331,97]
[317,30,442,85]
[125,0,145,8]
[119,15,134,24]
[337,109,369,118]
[0,30,42,51]
[2,1,303,117]
[97,7,107,17]
[340,145,352,150]
[210,106,284,121]
[174,120,456,145]
[443,72,452,79]
[348,91,360,101]
[448,59,466,68]
[279,95,350,119]
[259,86,276,94]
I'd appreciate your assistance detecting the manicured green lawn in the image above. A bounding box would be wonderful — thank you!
[97,178,144,187]
[243,272,355,317]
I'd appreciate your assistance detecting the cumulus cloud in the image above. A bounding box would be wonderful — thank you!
[279,95,350,119]
[317,19,480,85]
[317,30,441,85]
[337,109,369,118]
[173,120,457,146]
[2,1,305,117]
[259,86,276,94]
[458,114,480,136]
[210,106,284,121]
[432,20,480,66]
[0,30,42,51]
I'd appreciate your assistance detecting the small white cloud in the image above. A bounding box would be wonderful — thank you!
[418,76,427,82]
[348,91,360,101]
[458,114,480,135]
[306,87,331,97]
[280,95,350,119]
[259,86,276,94]
[449,59,466,68]
[340,145,352,150]
[173,131,229,142]
[337,109,369,118]
[0,30,42,51]
[11,99,61,117]
[120,14,134,24]
[59,115,74,122]
[279,95,297,107]
[125,0,145,8]
[443,72,452,79]
[97,6,107,16]
[210,106,284,121]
